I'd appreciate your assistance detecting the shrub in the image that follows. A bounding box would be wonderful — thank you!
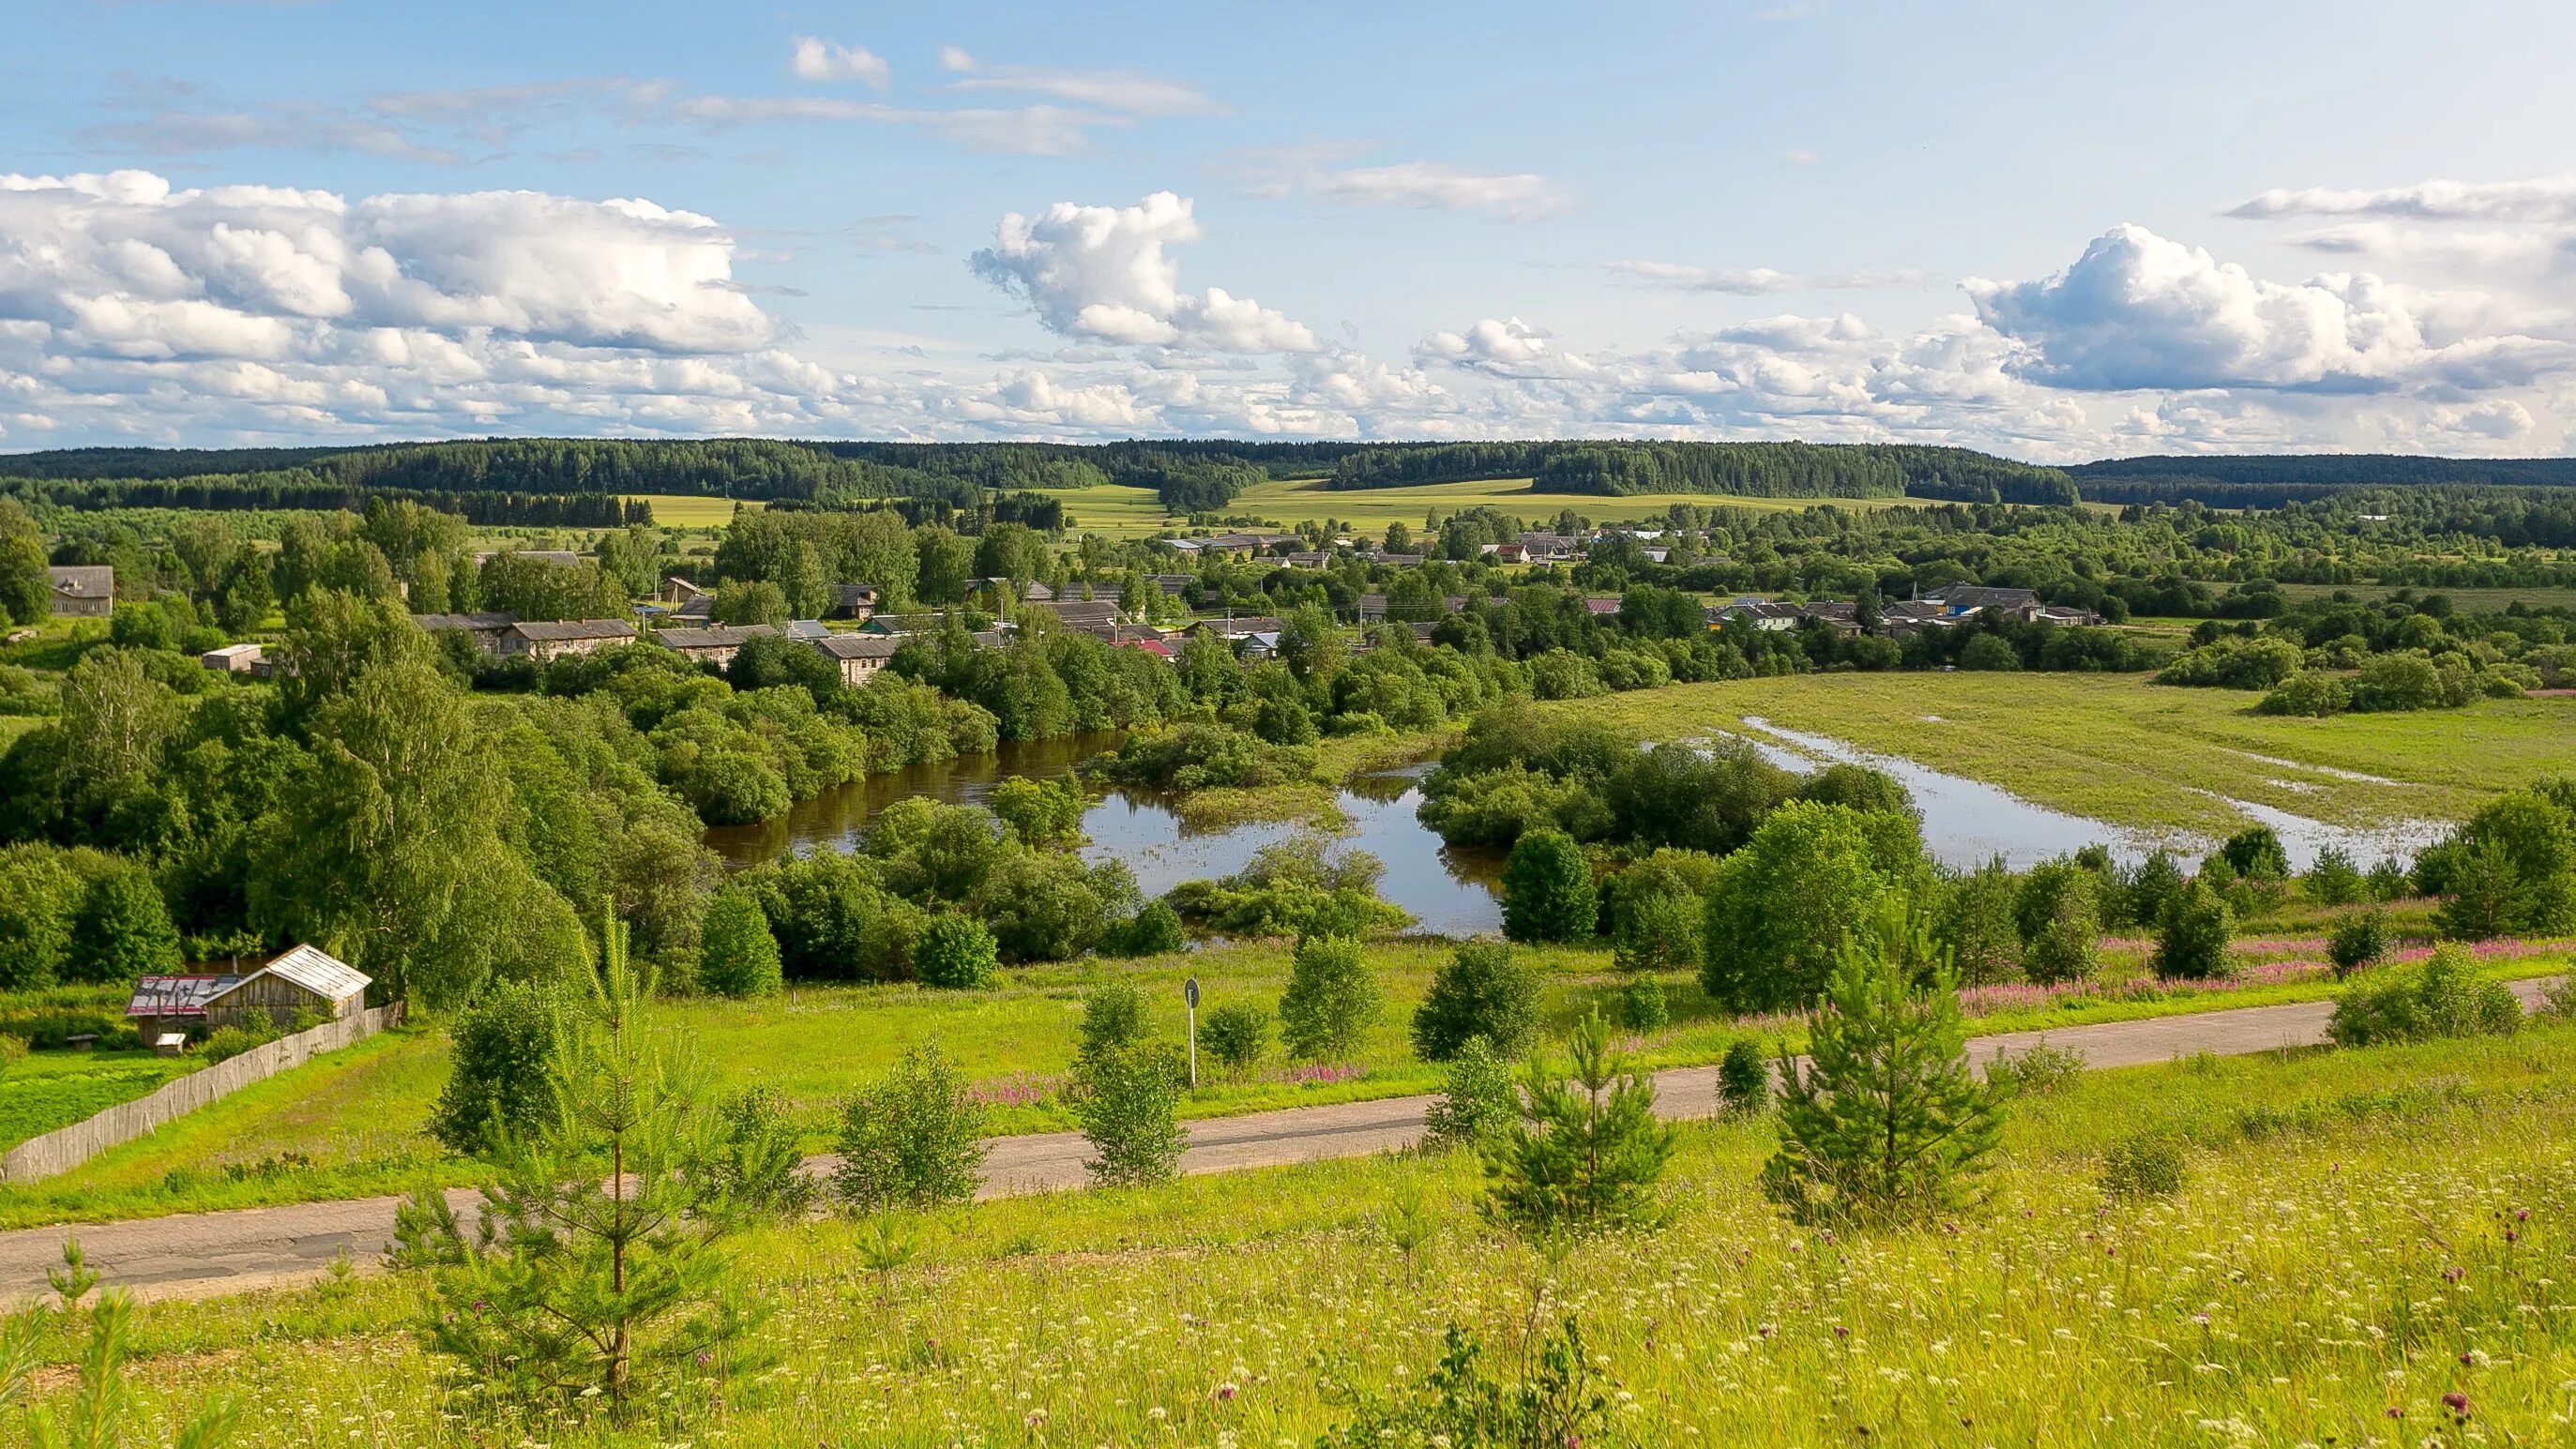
[695,1085,814,1219]
[1075,1044,1187,1186]
[1079,980,1149,1064]
[697,885,784,999]
[1421,1034,1519,1150]
[1985,1039,2084,1096]
[1499,828,1597,943]
[1614,975,1670,1034]
[1763,905,2004,1227]
[1411,941,1538,1061]
[1479,1011,1674,1237]
[2099,1130,2188,1200]
[198,1015,280,1064]
[1716,1037,1769,1116]
[2152,879,2234,981]
[912,913,1000,989]
[2366,856,2414,902]
[1201,1001,1270,1074]
[1107,899,1187,958]
[2014,860,2099,984]
[2219,825,2291,883]
[2327,943,2522,1048]
[2258,671,2349,717]
[1606,852,1712,974]
[2327,911,2392,978]
[1279,935,1382,1061]
[1166,838,1410,940]
[426,979,561,1158]
[2304,847,2364,908]
[833,1043,987,1212]
[990,775,1086,846]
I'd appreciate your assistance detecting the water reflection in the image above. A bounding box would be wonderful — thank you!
[703,733,1508,937]
[1732,717,2435,870]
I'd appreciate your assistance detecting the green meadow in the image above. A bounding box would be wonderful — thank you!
[1563,671,2576,837]
[38,1020,2576,1445]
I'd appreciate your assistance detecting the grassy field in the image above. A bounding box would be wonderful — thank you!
[1046,475,1920,540]
[1560,672,2576,836]
[0,1050,192,1151]
[620,492,765,529]
[2272,580,2576,612]
[8,922,2564,1229]
[38,1019,2576,1445]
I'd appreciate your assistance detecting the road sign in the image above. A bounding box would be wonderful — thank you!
[1184,977,1200,1008]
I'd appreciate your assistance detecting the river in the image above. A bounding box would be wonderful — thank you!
[703,721,2444,937]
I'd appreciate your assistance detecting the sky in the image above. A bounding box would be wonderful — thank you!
[4,0,2576,461]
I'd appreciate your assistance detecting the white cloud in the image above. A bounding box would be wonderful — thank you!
[943,66,1220,117]
[968,192,1316,354]
[668,94,1109,156]
[1961,222,2576,393]
[1606,259,1926,294]
[938,46,977,72]
[790,37,890,89]
[2229,174,2576,224]
[1415,316,1593,378]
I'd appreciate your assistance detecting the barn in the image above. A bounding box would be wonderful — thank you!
[126,944,371,1048]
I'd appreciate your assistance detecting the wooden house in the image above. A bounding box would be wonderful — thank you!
[811,632,902,685]
[127,944,371,1044]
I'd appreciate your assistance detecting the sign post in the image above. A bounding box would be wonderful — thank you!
[1184,976,1201,1091]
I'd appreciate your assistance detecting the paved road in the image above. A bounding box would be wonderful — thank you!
[2,980,2552,1306]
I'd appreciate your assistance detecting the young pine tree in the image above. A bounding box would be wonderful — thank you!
[1762,902,2005,1228]
[1478,1011,1674,1238]
[392,907,764,1411]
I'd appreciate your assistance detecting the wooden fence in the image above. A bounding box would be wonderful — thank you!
[0,1003,405,1185]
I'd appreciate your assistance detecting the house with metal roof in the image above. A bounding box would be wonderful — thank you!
[811,631,902,685]
[127,944,371,1046]
[503,618,636,660]
[47,566,114,618]
[655,624,780,668]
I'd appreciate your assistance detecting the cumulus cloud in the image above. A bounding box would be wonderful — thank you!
[1960,222,2568,392]
[1415,317,1594,377]
[789,37,890,88]
[968,192,1316,353]
[938,46,977,72]
[0,170,775,355]
[1606,259,1926,294]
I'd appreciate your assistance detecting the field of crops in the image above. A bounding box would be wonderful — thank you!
[49,1020,2576,1445]
[1564,672,2576,836]
[621,492,765,530]
[1047,475,1919,540]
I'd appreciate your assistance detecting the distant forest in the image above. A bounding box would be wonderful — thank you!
[2071,454,2576,508]
[7,437,2575,521]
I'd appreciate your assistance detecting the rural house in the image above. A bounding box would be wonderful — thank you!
[46,565,113,618]
[811,631,902,685]
[126,944,371,1048]
[411,611,516,653]
[200,642,264,672]
[502,618,635,660]
[1032,598,1122,638]
[655,624,779,668]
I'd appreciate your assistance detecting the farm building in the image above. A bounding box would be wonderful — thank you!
[200,642,264,672]
[126,945,371,1046]
[1031,598,1122,639]
[47,566,114,618]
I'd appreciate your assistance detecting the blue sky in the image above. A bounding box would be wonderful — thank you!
[3,0,2573,459]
